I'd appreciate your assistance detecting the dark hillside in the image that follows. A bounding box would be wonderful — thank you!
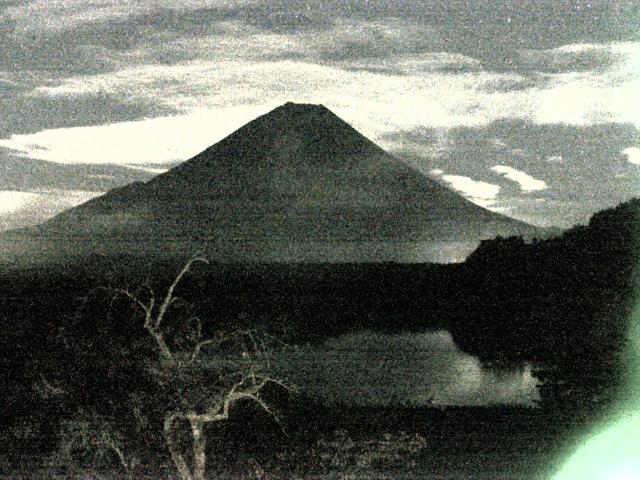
[450,198,640,407]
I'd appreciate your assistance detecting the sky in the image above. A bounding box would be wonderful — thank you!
[0,0,639,229]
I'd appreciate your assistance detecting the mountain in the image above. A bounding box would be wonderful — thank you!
[1,102,541,264]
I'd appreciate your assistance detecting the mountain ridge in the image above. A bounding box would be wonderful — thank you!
[3,102,542,264]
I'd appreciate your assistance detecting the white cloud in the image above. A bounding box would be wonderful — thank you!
[491,138,508,148]
[0,104,276,165]
[491,165,548,192]
[0,190,102,231]
[34,59,493,130]
[623,147,640,165]
[346,52,481,75]
[2,60,500,164]
[10,35,640,152]
[440,174,500,207]
[530,42,640,127]
[6,36,634,166]
[8,40,637,168]
[0,191,40,215]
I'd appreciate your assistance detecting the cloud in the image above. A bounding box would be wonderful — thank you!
[623,146,640,165]
[516,42,640,73]
[439,174,500,208]
[0,191,39,215]
[431,168,509,214]
[491,165,548,192]
[0,189,102,231]
[4,46,638,169]
[0,90,176,137]
[533,70,640,126]
[314,18,445,62]
[481,75,552,93]
[387,121,640,227]
[275,331,539,406]
[1,0,638,79]
[39,38,640,124]
[0,155,158,191]
[0,24,124,75]
[1,0,256,33]
[332,51,482,75]
[0,3,265,75]
[124,164,171,175]
[0,104,275,164]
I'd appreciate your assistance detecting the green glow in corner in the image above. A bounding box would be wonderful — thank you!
[551,413,640,479]
[551,298,640,479]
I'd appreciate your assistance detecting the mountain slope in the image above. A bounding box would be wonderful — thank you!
[4,102,540,263]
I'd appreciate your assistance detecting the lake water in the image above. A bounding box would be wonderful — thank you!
[275,330,540,407]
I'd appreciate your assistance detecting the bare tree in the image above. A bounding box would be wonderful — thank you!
[111,257,289,480]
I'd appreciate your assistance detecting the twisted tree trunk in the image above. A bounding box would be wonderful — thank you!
[191,419,207,480]
[115,257,285,480]
[164,414,193,480]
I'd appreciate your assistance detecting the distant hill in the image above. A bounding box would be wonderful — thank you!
[450,198,640,407]
[1,102,541,265]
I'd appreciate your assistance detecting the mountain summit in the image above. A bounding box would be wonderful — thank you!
[142,101,387,199]
[5,102,540,263]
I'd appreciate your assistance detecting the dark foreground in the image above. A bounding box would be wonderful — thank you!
[1,402,605,480]
[1,199,638,479]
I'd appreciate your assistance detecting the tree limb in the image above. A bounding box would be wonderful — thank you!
[164,412,194,480]
[156,257,208,330]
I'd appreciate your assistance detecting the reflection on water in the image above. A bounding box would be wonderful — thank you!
[275,330,540,406]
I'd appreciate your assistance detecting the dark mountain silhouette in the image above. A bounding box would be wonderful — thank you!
[2,102,540,264]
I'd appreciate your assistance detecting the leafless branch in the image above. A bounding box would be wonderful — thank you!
[104,434,135,480]
[156,256,208,330]
[107,287,173,362]
[108,288,152,317]
[190,338,220,363]
[188,328,268,364]
[93,255,291,480]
